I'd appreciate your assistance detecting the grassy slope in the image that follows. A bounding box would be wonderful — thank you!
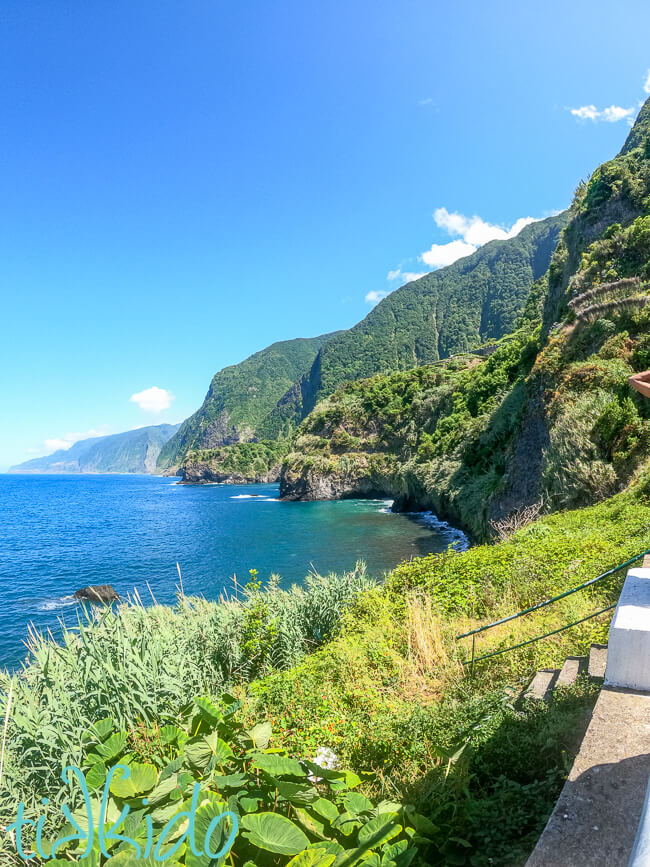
[245,477,650,863]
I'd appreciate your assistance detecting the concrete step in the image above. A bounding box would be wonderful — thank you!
[556,655,587,688]
[524,668,560,701]
[588,643,608,681]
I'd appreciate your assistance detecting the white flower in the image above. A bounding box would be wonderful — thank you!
[314,746,339,769]
[308,746,340,782]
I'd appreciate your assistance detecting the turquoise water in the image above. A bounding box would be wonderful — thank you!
[0,474,466,667]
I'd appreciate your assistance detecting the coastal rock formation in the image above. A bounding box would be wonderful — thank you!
[74,584,120,604]
[180,459,281,485]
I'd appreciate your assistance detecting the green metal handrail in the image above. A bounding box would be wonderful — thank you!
[457,548,650,673]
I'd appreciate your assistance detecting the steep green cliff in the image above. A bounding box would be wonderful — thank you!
[158,333,338,470]
[307,213,567,404]
[281,99,650,538]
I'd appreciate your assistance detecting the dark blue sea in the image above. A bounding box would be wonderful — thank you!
[0,474,466,668]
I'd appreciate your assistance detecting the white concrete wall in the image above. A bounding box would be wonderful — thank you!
[605,567,650,692]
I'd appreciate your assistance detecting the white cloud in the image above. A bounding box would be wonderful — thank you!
[570,103,635,123]
[644,70,650,94]
[44,429,105,453]
[387,269,428,283]
[365,289,392,305]
[570,104,599,121]
[432,208,538,247]
[373,206,546,303]
[130,386,174,413]
[417,208,540,268]
[420,239,478,268]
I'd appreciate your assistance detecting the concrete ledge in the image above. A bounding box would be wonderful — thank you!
[526,688,650,866]
[606,568,650,692]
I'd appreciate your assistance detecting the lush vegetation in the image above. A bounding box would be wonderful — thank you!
[162,216,565,474]
[158,334,338,469]
[0,567,373,824]
[246,477,650,864]
[281,102,650,539]
[32,694,427,867]
[306,214,566,406]
[10,424,180,475]
[182,439,290,483]
[5,477,650,864]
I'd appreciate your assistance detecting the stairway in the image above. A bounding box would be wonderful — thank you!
[522,643,607,701]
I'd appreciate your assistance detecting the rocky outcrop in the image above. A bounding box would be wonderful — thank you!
[74,584,120,604]
[197,410,249,449]
[181,460,281,485]
[279,459,389,501]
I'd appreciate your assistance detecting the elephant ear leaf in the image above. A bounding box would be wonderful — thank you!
[95,732,127,762]
[195,696,223,725]
[85,762,106,791]
[185,732,233,770]
[246,721,272,749]
[357,813,402,848]
[185,800,238,867]
[251,753,306,778]
[287,849,336,866]
[109,762,158,798]
[241,812,309,856]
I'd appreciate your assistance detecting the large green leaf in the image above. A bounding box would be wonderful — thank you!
[246,721,272,749]
[241,812,309,855]
[212,772,248,790]
[160,724,182,745]
[105,853,182,866]
[95,732,128,762]
[85,761,107,791]
[294,807,327,839]
[357,814,402,848]
[92,717,115,742]
[185,733,233,771]
[185,799,237,867]
[287,849,336,866]
[341,792,373,816]
[109,762,158,798]
[312,798,340,823]
[195,696,223,725]
[145,774,177,806]
[332,811,362,837]
[251,753,306,778]
[274,779,319,805]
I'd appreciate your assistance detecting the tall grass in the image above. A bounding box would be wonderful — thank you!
[0,564,374,815]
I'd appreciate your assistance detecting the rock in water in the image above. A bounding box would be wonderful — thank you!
[74,584,120,604]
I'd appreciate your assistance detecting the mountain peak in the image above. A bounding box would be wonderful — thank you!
[619,96,650,155]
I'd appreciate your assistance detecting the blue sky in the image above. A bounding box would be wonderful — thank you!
[1,0,650,468]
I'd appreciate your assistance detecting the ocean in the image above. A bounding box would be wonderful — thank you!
[0,474,466,668]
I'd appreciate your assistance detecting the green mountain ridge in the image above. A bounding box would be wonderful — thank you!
[158,332,340,470]
[170,212,566,482]
[305,212,567,406]
[10,423,180,475]
[280,97,650,539]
